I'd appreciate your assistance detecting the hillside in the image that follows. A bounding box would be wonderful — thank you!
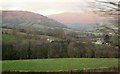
[2,10,67,29]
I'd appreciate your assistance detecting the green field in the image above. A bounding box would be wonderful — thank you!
[2,34,14,43]
[2,58,118,72]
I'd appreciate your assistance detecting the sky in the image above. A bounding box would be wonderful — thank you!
[1,0,119,16]
[0,0,95,15]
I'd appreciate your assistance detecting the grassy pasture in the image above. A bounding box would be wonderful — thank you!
[2,58,118,72]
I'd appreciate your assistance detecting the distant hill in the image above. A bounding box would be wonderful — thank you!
[48,12,99,24]
[2,10,67,29]
[47,12,105,31]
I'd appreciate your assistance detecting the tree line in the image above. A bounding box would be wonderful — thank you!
[2,38,118,60]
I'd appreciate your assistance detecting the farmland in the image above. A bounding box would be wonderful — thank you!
[2,58,118,72]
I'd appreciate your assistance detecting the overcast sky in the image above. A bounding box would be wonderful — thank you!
[1,0,94,15]
[1,0,118,15]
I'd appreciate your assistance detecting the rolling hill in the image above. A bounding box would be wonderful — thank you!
[1,10,67,29]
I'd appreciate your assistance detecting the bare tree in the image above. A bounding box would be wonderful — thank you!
[90,0,120,57]
[89,0,120,15]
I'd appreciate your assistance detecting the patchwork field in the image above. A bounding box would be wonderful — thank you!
[2,58,118,72]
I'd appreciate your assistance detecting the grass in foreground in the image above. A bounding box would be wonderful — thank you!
[2,58,118,72]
